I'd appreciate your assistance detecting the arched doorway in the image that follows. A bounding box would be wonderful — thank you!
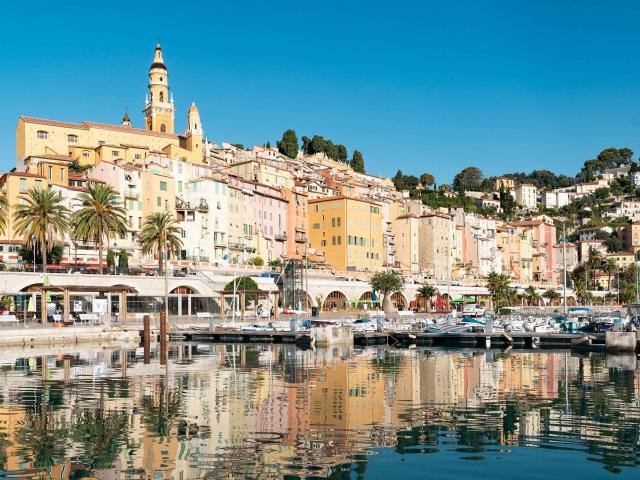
[358,291,380,309]
[170,286,198,295]
[323,291,348,311]
[391,292,407,311]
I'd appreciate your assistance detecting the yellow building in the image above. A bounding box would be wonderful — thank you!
[16,44,204,167]
[0,171,49,242]
[606,251,635,269]
[496,224,533,282]
[226,160,294,189]
[308,196,383,272]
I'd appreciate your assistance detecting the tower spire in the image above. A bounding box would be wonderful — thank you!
[143,43,174,133]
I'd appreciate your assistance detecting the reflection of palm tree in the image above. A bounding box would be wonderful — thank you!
[523,286,541,306]
[16,408,69,469]
[141,381,183,439]
[71,409,129,470]
[0,428,9,470]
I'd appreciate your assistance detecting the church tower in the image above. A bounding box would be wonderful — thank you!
[143,44,175,134]
[184,102,202,153]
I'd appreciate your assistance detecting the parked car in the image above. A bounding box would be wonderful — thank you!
[462,303,485,317]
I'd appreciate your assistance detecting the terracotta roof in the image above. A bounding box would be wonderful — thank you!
[28,154,73,162]
[21,116,180,140]
[308,195,380,206]
[84,121,179,140]
[4,171,46,179]
[21,116,88,130]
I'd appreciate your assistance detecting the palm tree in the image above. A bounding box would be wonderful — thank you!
[72,183,127,274]
[13,188,69,273]
[417,283,437,312]
[543,289,560,306]
[139,212,183,276]
[0,194,7,237]
[485,271,511,308]
[523,286,541,306]
[600,258,618,292]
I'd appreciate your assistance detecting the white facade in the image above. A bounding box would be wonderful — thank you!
[514,184,538,210]
[541,191,572,209]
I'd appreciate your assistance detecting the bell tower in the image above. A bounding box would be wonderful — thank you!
[143,43,175,134]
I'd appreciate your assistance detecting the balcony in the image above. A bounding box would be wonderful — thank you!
[295,234,307,243]
[176,197,209,212]
[124,192,139,200]
[275,232,287,242]
[214,237,226,247]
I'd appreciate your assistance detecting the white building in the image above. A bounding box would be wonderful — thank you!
[541,190,572,209]
[514,184,538,210]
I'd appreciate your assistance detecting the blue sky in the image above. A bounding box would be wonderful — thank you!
[1,0,639,184]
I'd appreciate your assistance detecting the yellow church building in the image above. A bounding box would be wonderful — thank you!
[15,44,205,168]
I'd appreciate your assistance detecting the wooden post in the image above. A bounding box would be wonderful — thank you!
[240,292,245,322]
[274,292,279,320]
[63,359,70,384]
[63,289,70,323]
[219,292,225,321]
[40,290,47,325]
[143,314,151,365]
[121,349,127,378]
[159,310,167,366]
[120,291,127,323]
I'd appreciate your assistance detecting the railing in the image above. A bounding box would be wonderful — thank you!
[275,232,287,241]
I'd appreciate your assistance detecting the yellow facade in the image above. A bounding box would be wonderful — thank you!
[308,196,383,272]
[0,172,49,242]
[227,161,294,189]
[141,167,175,218]
[16,45,203,167]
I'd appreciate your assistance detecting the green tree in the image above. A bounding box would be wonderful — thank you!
[351,150,365,173]
[485,271,512,307]
[0,194,7,237]
[417,283,436,312]
[499,186,518,219]
[139,212,183,276]
[13,188,69,273]
[106,248,116,272]
[224,276,259,305]
[72,183,128,275]
[250,256,264,266]
[118,249,129,275]
[301,136,312,154]
[523,286,541,306]
[601,258,618,292]
[543,289,560,306]
[309,135,326,155]
[335,144,348,163]
[276,129,299,159]
[370,271,404,312]
[69,159,91,174]
[453,167,483,195]
[392,169,405,190]
[18,243,64,266]
[419,173,435,188]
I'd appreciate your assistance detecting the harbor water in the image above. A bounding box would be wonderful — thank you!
[0,344,638,479]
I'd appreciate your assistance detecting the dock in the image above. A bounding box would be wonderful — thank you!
[168,328,313,347]
[354,331,610,350]
[166,328,640,352]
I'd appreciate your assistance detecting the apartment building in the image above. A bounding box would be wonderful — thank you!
[418,213,454,281]
[308,196,383,272]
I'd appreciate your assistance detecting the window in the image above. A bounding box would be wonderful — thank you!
[160,124,166,133]
[34,180,42,191]
[60,169,65,182]
[134,154,141,160]
[178,181,183,193]
[321,240,327,247]
[48,166,53,180]
[159,92,164,102]
[112,150,119,157]
[82,151,90,158]
[157,196,161,207]
[160,181,167,191]
[67,134,78,143]
[181,229,187,238]
[37,130,48,139]
[312,223,320,229]
[19,178,27,193]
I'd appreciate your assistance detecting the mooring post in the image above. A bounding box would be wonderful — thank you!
[160,310,167,366]
[143,314,151,365]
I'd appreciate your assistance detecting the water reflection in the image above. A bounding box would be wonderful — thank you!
[0,345,637,479]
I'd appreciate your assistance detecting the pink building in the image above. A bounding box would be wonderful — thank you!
[514,217,558,283]
[228,175,288,262]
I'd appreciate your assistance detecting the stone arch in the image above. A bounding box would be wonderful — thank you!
[170,285,198,295]
[322,291,348,311]
[391,292,407,311]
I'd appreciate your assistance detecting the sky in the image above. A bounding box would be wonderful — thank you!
[1,0,639,184]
